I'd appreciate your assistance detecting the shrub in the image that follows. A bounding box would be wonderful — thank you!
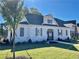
[28,39,32,43]
[47,38,49,41]
[34,41,39,43]
[58,38,62,41]
[41,40,46,43]
[58,37,71,42]
[22,41,27,44]
[16,42,22,45]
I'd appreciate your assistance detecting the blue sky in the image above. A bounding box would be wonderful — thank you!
[0,0,79,23]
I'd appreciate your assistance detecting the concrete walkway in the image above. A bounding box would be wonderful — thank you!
[47,40,79,46]
[56,41,76,45]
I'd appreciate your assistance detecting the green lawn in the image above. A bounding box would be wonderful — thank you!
[0,43,79,59]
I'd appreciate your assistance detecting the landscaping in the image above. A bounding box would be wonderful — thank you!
[0,43,79,59]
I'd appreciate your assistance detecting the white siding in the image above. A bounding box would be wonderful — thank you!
[8,24,71,43]
[8,25,70,42]
[15,25,29,43]
[64,23,75,32]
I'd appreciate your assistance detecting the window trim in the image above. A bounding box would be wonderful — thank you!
[48,19,52,24]
[20,27,24,37]
[58,29,62,36]
[66,30,68,36]
[35,28,42,36]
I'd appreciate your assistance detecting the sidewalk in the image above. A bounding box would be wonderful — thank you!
[56,41,76,45]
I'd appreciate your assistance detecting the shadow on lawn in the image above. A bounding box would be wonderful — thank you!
[0,42,79,52]
[0,44,11,50]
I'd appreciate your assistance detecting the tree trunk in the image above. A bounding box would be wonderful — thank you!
[10,31,12,44]
[13,27,16,59]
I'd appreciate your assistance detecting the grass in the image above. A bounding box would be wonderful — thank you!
[0,43,79,59]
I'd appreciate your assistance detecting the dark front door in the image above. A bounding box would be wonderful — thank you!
[47,29,53,40]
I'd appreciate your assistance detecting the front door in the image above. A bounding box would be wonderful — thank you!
[47,29,53,40]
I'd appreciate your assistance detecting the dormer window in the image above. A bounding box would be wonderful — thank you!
[48,19,52,24]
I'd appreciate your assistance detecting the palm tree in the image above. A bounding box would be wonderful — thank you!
[0,0,24,59]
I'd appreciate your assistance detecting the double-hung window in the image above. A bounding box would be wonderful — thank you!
[35,28,42,36]
[58,29,62,35]
[20,27,24,37]
[66,30,68,36]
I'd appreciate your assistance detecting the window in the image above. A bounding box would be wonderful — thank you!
[20,27,24,37]
[48,20,52,24]
[66,30,68,35]
[58,29,62,35]
[35,28,42,36]
[40,28,42,36]
[61,30,62,35]
[35,28,38,36]
[58,29,60,35]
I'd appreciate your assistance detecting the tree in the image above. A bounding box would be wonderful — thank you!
[0,0,24,59]
[30,8,42,15]
[24,7,29,15]
[0,24,3,36]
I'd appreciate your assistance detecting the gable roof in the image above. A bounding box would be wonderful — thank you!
[1,14,76,27]
[21,14,76,27]
[20,17,29,24]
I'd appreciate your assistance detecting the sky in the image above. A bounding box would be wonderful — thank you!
[0,0,79,23]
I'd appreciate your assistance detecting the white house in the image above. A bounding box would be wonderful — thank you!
[7,14,71,43]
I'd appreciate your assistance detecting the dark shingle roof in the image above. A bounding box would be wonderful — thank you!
[54,18,76,27]
[64,20,76,24]
[54,18,65,27]
[20,21,28,24]
[2,13,75,27]
[43,24,58,26]
[25,14,43,25]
